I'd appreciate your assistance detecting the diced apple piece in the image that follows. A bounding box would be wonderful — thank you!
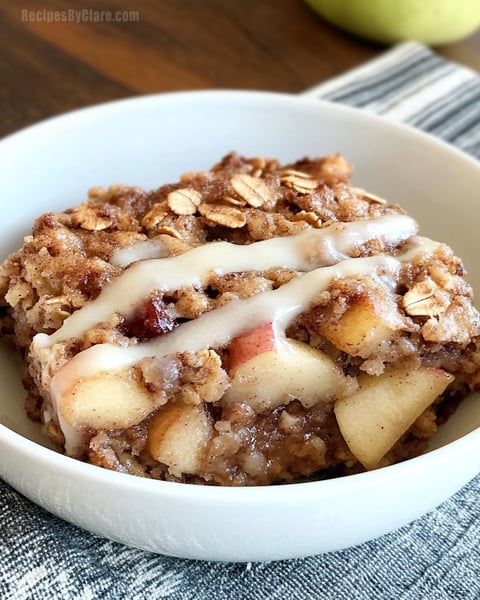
[60,371,155,430]
[225,333,345,412]
[334,367,453,470]
[320,288,404,357]
[228,321,276,374]
[325,300,392,355]
[148,403,212,477]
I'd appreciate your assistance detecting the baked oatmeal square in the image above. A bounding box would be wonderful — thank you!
[1,152,479,485]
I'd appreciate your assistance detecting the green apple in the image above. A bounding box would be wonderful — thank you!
[304,0,480,45]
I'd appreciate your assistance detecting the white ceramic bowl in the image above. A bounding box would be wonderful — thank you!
[0,91,479,562]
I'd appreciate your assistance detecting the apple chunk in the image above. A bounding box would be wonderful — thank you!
[334,367,453,470]
[225,322,346,412]
[320,292,401,357]
[60,371,155,430]
[228,321,276,374]
[148,403,212,477]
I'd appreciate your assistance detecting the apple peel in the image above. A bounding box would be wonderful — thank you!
[225,321,346,412]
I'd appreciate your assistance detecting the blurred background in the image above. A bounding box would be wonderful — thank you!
[1,0,480,137]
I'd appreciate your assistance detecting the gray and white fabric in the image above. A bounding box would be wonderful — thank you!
[304,41,480,158]
[1,42,479,599]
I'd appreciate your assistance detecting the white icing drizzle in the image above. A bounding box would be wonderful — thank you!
[35,214,417,348]
[111,239,170,267]
[53,236,439,375]
[50,235,440,454]
[36,203,440,457]
[52,255,397,381]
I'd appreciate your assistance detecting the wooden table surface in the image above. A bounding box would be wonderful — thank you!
[2,0,480,138]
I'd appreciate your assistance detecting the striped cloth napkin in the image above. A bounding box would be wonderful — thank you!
[1,41,479,600]
[303,41,480,159]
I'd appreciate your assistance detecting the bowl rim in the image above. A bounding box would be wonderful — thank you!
[0,419,479,501]
[1,87,479,168]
